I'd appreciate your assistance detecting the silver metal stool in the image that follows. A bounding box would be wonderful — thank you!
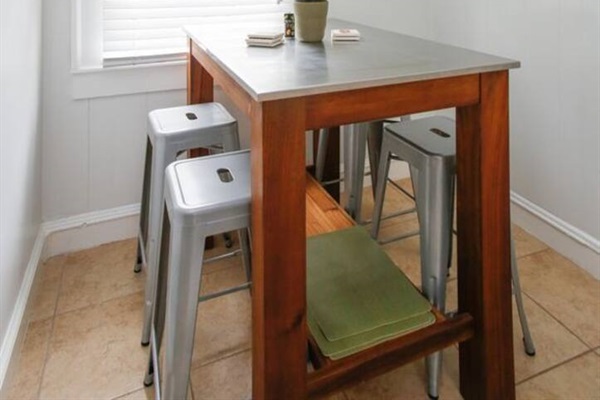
[370,116,535,399]
[144,150,251,400]
[315,117,413,223]
[135,103,240,347]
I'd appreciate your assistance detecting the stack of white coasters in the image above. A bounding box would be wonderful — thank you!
[331,28,361,42]
[245,32,284,47]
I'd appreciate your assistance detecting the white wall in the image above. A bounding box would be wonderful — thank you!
[331,0,600,276]
[429,0,600,274]
[329,0,434,39]
[0,0,43,382]
[430,0,600,239]
[42,0,188,222]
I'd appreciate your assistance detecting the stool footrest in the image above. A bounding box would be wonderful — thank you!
[198,282,251,303]
[204,249,242,264]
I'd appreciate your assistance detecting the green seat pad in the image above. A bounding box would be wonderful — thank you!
[308,309,435,360]
[307,226,434,357]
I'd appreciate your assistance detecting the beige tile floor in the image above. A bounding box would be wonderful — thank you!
[3,183,600,400]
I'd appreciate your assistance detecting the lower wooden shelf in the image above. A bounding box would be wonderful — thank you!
[305,174,474,398]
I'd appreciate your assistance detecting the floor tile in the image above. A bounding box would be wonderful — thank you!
[55,239,145,315]
[516,352,600,399]
[3,319,52,400]
[512,225,548,259]
[39,292,148,399]
[518,249,600,348]
[190,350,347,400]
[444,280,590,383]
[27,255,65,322]
[344,347,462,400]
[191,264,252,369]
[112,387,155,400]
[190,350,252,400]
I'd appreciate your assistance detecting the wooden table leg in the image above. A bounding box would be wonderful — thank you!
[188,45,216,247]
[456,71,515,400]
[251,98,308,399]
[312,127,340,202]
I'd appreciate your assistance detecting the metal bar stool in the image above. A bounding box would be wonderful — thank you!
[135,103,241,347]
[315,118,414,224]
[370,116,535,399]
[144,150,251,400]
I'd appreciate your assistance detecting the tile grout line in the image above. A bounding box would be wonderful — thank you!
[35,259,67,399]
[519,287,595,351]
[515,347,598,386]
[191,346,252,372]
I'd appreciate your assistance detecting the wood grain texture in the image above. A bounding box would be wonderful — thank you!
[308,313,474,399]
[187,43,215,246]
[305,75,479,130]
[304,175,474,398]
[456,71,515,400]
[251,98,308,400]
[187,40,213,105]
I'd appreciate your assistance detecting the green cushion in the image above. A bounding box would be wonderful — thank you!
[307,226,435,359]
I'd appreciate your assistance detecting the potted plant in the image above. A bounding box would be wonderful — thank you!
[294,0,329,42]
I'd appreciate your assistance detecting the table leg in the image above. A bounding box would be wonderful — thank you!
[187,46,216,247]
[251,98,308,399]
[312,127,341,202]
[456,71,515,400]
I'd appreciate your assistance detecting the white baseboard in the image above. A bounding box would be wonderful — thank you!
[0,228,46,393]
[511,192,600,280]
[0,203,142,392]
[43,204,140,259]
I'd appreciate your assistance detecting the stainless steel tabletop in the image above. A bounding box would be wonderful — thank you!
[185,16,519,102]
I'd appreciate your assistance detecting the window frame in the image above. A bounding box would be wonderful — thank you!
[71,0,290,99]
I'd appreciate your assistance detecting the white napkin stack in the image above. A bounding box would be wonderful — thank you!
[246,32,284,47]
[331,28,361,42]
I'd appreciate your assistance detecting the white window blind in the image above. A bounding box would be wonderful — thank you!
[103,0,287,66]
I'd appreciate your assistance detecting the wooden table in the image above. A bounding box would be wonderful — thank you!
[185,17,519,400]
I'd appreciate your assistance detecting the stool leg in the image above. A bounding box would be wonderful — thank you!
[141,148,171,346]
[366,120,384,200]
[135,138,153,273]
[511,236,536,356]
[315,128,329,182]
[370,140,393,240]
[343,123,368,222]
[162,225,205,400]
[144,205,171,388]
[416,162,453,400]
[239,228,252,284]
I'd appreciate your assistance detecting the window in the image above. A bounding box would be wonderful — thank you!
[103,0,290,66]
[73,0,291,70]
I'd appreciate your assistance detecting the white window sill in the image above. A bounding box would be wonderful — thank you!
[71,61,187,100]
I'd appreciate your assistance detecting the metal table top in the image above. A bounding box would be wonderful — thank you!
[185,16,519,102]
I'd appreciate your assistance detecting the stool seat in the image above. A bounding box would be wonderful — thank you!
[385,117,455,158]
[166,151,251,226]
[148,103,237,145]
